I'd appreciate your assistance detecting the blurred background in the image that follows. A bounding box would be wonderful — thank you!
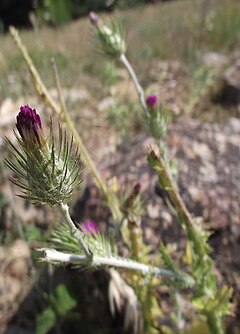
[0,0,239,333]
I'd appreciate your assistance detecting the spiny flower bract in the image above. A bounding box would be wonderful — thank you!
[6,106,82,206]
[90,12,126,58]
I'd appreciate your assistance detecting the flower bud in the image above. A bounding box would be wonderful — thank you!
[146,94,158,110]
[82,220,99,235]
[89,12,99,26]
[91,15,126,58]
[6,105,82,206]
[16,105,44,147]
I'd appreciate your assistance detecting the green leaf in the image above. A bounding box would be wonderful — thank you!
[24,225,42,241]
[36,284,77,334]
[50,284,77,316]
[36,307,56,334]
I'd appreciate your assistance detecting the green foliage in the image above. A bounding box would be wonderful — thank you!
[206,5,240,50]
[24,225,43,241]
[36,0,72,25]
[51,222,115,263]
[107,101,133,138]
[160,242,195,290]
[147,106,169,140]
[186,65,216,114]
[36,284,77,334]
[36,307,56,334]
[100,61,118,86]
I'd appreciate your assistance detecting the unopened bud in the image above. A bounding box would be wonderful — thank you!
[146,94,158,109]
[16,105,44,147]
[82,220,99,235]
[6,105,82,206]
[89,12,99,26]
[91,16,126,58]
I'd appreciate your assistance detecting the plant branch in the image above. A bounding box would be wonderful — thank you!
[40,248,194,284]
[148,145,205,257]
[9,27,60,114]
[120,53,148,116]
[59,202,91,257]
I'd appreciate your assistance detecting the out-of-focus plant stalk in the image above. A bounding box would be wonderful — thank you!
[10,26,122,222]
[148,145,225,334]
[120,53,148,116]
[9,27,60,114]
[147,145,205,257]
[207,312,224,334]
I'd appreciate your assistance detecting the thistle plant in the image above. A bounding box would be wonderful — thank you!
[6,13,232,334]
[6,105,193,286]
[90,13,231,334]
[7,105,81,206]
[90,11,126,58]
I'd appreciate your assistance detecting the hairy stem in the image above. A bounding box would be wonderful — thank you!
[41,248,194,284]
[59,202,91,257]
[207,312,224,334]
[120,53,148,116]
[148,145,205,257]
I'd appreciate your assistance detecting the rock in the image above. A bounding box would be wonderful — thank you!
[49,87,90,103]
[97,96,115,112]
[219,59,240,105]
[202,52,228,70]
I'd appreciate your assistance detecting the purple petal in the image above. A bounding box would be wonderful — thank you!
[82,220,99,235]
[16,105,42,145]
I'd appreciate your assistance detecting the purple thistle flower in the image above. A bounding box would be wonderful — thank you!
[16,105,43,146]
[146,94,158,109]
[82,220,99,235]
[89,12,99,26]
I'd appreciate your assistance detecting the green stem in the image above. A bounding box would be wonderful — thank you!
[207,312,224,334]
[148,146,205,257]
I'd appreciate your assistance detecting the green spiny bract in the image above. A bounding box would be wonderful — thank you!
[145,95,169,140]
[6,105,82,206]
[90,12,126,58]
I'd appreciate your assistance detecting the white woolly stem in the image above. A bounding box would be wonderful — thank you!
[120,53,148,116]
[40,249,193,283]
[59,202,91,257]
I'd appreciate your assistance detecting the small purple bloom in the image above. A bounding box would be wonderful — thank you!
[82,220,99,235]
[16,105,43,146]
[146,94,158,108]
[89,12,99,26]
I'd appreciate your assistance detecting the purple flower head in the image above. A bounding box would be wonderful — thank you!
[82,220,99,235]
[16,105,43,146]
[146,94,158,109]
[89,12,99,26]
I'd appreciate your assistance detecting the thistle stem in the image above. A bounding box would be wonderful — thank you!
[120,53,148,116]
[59,202,91,257]
[41,248,194,284]
[148,145,205,257]
[206,312,224,334]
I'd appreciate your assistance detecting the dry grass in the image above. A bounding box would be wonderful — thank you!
[0,0,239,101]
